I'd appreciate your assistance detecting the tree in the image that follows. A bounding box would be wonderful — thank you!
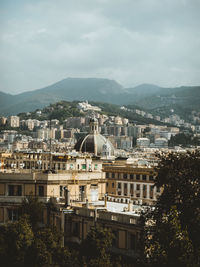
[143,150,200,267]
[0,215,34,267]
[80,226,114,267]
[20,195,44,231]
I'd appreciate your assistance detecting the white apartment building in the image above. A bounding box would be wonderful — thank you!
[8,116,20,128]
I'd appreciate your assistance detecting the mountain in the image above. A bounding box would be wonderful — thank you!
[0,78,125,115]
[0,92,16,109]
[130,85,200,109]
[0,78,199,116]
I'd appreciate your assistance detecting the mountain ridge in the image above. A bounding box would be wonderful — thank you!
[0,77,199,116]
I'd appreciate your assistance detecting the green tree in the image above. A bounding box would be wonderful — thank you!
[80,226,114,267]
[20,195,44,231]
[143,150,200,267]
[0,215,34,267]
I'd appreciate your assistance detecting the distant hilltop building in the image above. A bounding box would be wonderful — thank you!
[74,117,115,157]
[77,101,101,112]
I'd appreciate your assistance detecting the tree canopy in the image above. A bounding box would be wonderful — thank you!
[142,150,200,267]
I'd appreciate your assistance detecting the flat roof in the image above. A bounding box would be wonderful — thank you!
[88,201,150,216]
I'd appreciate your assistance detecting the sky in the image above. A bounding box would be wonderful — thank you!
[0,0,200,94]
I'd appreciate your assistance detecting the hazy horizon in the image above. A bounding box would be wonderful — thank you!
[1,76,200,96]
[1,0,200,94]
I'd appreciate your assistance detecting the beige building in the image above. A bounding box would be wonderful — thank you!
[0,155,106,224]
[64,200,142,259]
[103,161,161,205]
[8,116,20,128]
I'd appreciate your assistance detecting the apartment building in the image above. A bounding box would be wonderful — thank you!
[8,116,20,128]
[103,162,161,205]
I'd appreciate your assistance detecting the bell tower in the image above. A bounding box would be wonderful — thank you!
[89,117,99,134]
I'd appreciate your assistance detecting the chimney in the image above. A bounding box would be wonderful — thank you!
[86,199,89,209]
[64,188,70,207]
[128,200,133,212]
[104,193,107,208]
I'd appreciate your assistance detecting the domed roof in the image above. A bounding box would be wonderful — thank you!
[74,116,115,156]
[74,133,114,156]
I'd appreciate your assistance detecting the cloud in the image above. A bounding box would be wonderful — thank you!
[0,0,200,93]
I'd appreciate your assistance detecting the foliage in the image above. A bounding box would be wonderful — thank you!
[1,204,132,267]
[0,215,75,267]
[80,226,113,261]
[0,216,34,267]
[20,195,45,231]
[169,133,200,147]
[143,150,200,267]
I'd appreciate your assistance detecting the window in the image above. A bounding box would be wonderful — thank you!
[142,175,147,181]
[143,185,146,191]
[123,173,127,179]
[73,222,79,236]
[136,184,140,190]
[70,164,74,170]
[136,174,140,180]
[39,186,44,197]
[8,185,22,196]
[118,183,121,189]
[112,183,114,188]
[82,164,86,170]
[94,164,98,170]
[130,174,133,180]
[90,211,94,217]
[8,208,19,221]
[124,183,127,189]
[111,215,117,221]
[130,234,136,250]
[106,173,109,179]
[157,187,161,193]
[150,185,154,192]
[8,185,14,196]
[112,173,115,178]
[130,218,136,224]
[149,175,153,181]
[60,186,63,197]
[130,184,133,190]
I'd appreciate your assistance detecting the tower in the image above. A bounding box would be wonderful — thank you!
[89,117,99,134]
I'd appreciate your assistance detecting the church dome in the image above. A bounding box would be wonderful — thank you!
[74,117,114,157]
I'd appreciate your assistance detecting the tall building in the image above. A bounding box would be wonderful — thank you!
[8,116,20,128]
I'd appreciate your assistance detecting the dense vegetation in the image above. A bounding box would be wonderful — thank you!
[169,133,200,147]
[0,196,128,267]
[141,150,200,267]
[17,100,167,126]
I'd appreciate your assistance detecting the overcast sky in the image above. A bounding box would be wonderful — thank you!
[0,0,200,94]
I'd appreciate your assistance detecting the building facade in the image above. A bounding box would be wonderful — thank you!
[0,156,106,224]
[104,163,161,205]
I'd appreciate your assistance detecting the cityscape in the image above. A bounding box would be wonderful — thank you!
[0,1,200,267]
